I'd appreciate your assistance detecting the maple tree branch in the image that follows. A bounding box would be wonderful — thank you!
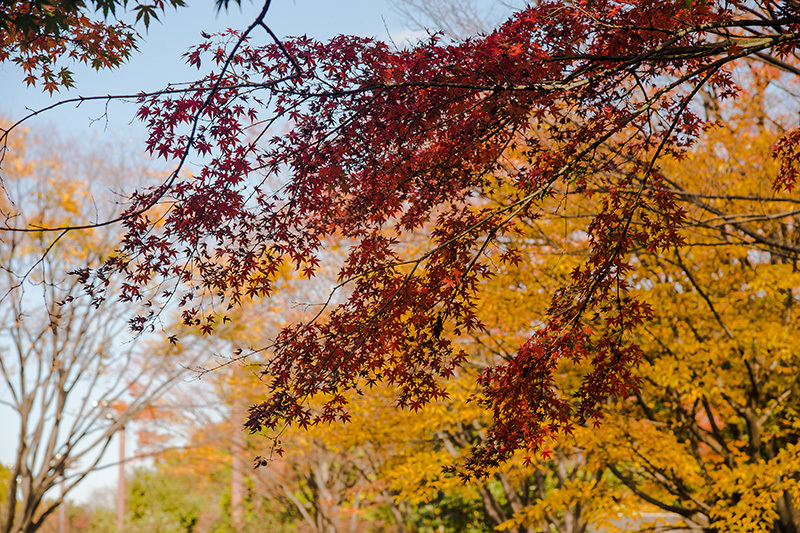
[599,186,800,205]
[753,50,800,75]
[244,31,760,453]
[607,464,696,518]
[0,81,285,150]
[672,248,739,345]
[661,175,800,259]
[328,61,721,303]
[699,207,800,226]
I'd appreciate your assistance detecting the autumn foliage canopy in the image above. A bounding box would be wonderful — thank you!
[12,0,800,477]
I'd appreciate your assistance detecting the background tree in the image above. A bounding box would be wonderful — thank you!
[579,70,800,533]
[152,295,392,533]
[0,125,199,533]
[123,467,215,533]
[388,0,523,39]
[135,269,621,533]
[468,65,800,532]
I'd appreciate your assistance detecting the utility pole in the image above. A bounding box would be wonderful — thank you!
[117,425,126,533]
[58,476,66,533]
[231,399,243,531]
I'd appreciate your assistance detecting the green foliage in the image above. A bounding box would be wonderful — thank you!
[117,458,295,533]
[408,490,495,533]
[81,505,117,533]
[126,468,211,533]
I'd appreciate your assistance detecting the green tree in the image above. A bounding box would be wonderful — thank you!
[125,468,211,533]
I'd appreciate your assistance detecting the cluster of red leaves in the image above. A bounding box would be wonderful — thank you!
[84,0,800,476]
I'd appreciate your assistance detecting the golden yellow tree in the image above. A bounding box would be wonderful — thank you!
[481,66,800,533]
[580,71,800,533]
